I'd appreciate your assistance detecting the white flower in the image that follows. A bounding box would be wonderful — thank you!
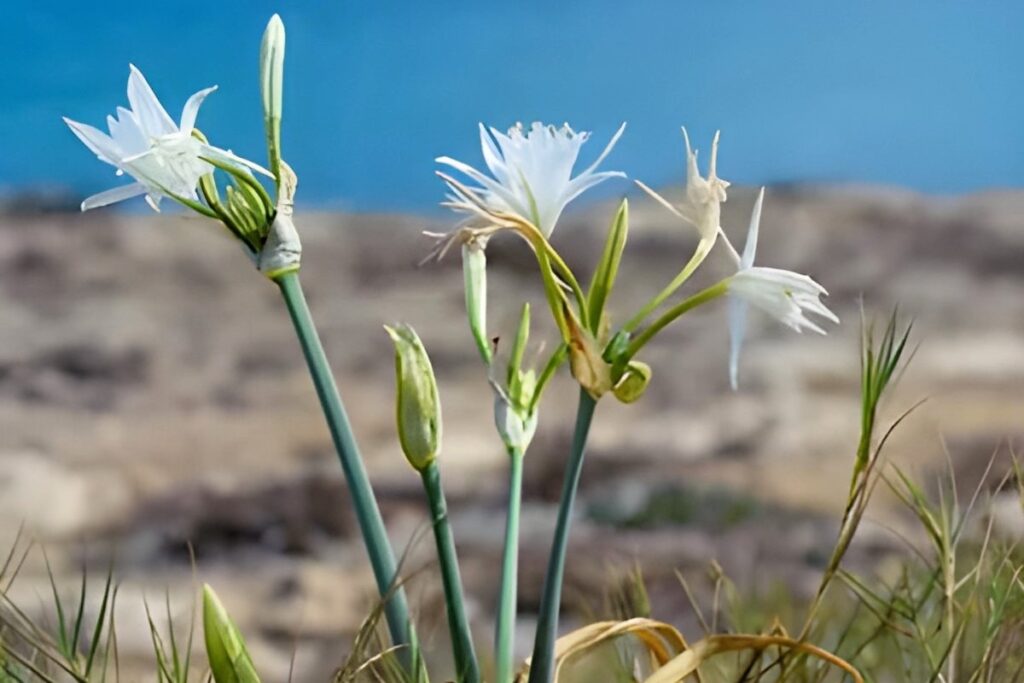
[727,189,838,389]
[635,128,729,244]
[64,65,261,212]
[437,121,626,237]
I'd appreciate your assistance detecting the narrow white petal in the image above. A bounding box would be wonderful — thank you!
[560,169,625,207]
[579,121,626,177]
[80,182,148,211]
[127,64,177,136]
[64,117,122,165]
[478,123,509,182]
[728,297,749,390]
[740,187,765,269]
[634,180,687,220]
[436,155,527,216]
[107,107,148,157]
[718,227,742,267]
[709,130,721,179]
[179,85,217,133]
[199,144,273,177]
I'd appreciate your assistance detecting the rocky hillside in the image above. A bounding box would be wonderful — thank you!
[1,185,1022,678]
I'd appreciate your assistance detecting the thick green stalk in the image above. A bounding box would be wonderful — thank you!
[274,272,415,665]
[494,446,525,683]
[421,462,480,683]
[527,390,598,683]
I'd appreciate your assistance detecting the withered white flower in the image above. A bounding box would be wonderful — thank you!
[635,128,729,244]
[727,189,838,389]
[64,65,264,212]
[436,121,626,237]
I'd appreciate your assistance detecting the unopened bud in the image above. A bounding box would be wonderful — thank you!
[386,324,442,471]
[202,584,261,683]
[260,14,285,178]
[462,240,491,364]
[612,360,652,404]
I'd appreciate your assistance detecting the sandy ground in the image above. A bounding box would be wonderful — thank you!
[1,184,1023,679]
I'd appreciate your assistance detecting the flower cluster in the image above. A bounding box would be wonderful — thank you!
[64,17,298,278]
[435,122,837,396]
[64,14,845,681]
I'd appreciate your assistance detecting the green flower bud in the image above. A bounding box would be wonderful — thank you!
[260,14,285,179]
[386,324,442,471]
[612,360,652,404]
[492,384,538,453]
[462,240,491,364]
[202,584,261,683]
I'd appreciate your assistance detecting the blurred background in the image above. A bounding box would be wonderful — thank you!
[3,2,1024,679]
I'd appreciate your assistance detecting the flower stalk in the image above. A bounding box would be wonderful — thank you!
[494,445,524,683]
[527,388,599,683]
[420,462,480,683]
[274,271,415,666]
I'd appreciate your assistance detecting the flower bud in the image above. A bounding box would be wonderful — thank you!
[493,389,538,453]
[202,584,261,683]
[260,14,285,178]
[612,360,652,404]
[462,240,491,364]
[386,324,442,471]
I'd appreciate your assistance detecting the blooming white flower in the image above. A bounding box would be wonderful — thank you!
[727,189,838,389]
[635,128,729,244]
[436,121,626,237]
[64,65,261,212]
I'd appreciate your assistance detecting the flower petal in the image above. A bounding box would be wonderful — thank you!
[740,187,764,269]
[478,123,509,183]
[436,155,527,217]
[179,85,218,134]
[64,117,122,165]
[127,64,177,136]
[80,182,148,211]
[728,296,749,390]
[579,121,626,177]
[561,169,625,208]
[633,180,687,221]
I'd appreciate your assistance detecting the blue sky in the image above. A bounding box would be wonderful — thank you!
[5,2,1024,211]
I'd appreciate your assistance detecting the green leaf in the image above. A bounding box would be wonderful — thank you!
[202,585,260,683]
[587,199,629,334]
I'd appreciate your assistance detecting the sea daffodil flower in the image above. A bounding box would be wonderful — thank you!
[437,121,626,237]
[624,129,731,333]
[64,65,264,212]
[727,189,838,389]
[635,128,729,245]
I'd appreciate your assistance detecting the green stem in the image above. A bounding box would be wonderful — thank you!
[274,272,415,667]
[495,446,525,683]
[624,279,730,361]
[527,389,598,683]
[622,237,712,333]
[421,462,480,683]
